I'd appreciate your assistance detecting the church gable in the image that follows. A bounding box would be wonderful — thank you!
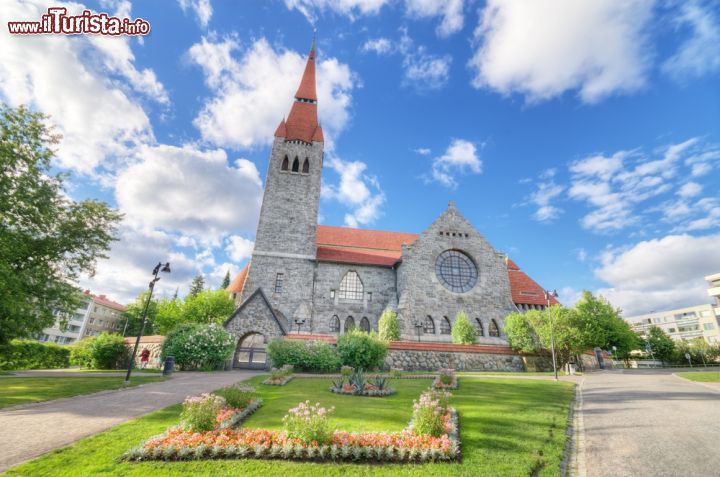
[224,288,288,340]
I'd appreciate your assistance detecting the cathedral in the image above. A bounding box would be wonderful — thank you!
[224,43,558,368]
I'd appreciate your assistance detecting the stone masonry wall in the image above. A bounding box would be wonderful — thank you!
[385,349,525,371]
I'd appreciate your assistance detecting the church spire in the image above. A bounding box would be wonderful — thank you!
[277,38,323,143]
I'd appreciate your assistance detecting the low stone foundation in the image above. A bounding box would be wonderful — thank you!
[384,349,525,372]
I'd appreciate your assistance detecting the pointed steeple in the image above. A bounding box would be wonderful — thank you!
[278,38,323,144]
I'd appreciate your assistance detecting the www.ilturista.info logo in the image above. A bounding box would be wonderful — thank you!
[8,7,150,35]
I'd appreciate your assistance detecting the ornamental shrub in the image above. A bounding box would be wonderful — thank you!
[0,340,71,370]
[336,330,387,371]
[378,309,400,341]
[70,333,129,369]
[217,384,256,409]
[282,400,335,445]
[180,393,226,432]
[451,310,476,344]
[412,390,450,437]
[161,323,235,371]
[266,339,340,372]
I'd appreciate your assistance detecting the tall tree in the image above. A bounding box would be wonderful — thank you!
[0,105,121,345]
[180,289,236,326]
[188,275,205,297]
[121,291,158,337]
[645,326,675,364]
[221,270,231,289]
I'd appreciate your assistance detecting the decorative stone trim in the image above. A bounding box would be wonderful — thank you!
[219,399,264,429]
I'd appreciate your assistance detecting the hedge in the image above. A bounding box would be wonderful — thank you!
[266,340,341,373]
[70,333,129,369]
[0,340,71,370]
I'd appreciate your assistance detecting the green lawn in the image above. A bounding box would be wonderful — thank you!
[676,371,720,382]
[6,376,574,476]
[65,368,163,374]
[0,376,165,408]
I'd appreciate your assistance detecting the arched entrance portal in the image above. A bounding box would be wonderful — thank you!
[233,333,267,369]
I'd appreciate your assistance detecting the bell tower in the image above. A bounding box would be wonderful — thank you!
[241,41,323,323]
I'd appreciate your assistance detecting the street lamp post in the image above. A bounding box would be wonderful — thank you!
[294,318,306,334]
[413,320,424,342]
[124,262,170,385]
[544,289,559,382]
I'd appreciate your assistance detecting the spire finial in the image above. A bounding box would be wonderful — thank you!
[311,28,317,52]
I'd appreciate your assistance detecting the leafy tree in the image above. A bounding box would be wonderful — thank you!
[378,309,400,341]
[0,105,121,345]
[451,310,476,344]
[221,270,231,289]
[161,323,234,370]
[504,311,541,353]
[121,291,158,337]
[153,298,183,335]
[188,275,205,297]
[180,289,236,326]
[645,326,675,364]
[70,332,129,369]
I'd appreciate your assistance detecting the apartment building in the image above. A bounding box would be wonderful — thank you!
[37,290,126,345]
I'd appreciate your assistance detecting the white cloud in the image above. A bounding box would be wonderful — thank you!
[225,236,255,262]
[324,157,386,227]
[469,0,654,103]
[405,0,465,37]
[361,38,393,55]
[662,0,720,81]
[530,181,565,222]
[576,249,588,262]
[284,0,389,23]
[677,182,703,198]
[415,147,431,155]
[178,0,213,27]
[399,29,452,89]
[190,37,354,149]
[0,0,159,173]
[594,234,720,315]
[428,139,481,188]
[115,144,263,245]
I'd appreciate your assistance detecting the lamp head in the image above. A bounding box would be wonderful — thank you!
[161,262,171,273]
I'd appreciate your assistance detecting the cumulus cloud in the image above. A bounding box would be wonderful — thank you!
[178,0,213,27]
[190,37,354,149]
[405,0,465,37]
[225,235,255,262]
[115,144,263,245]
[530,180,565,222]
[323,157,386,227]
[361,38,393,55]
[0,0,160,173]
[469,0,654,103]
[594,234,720,315]
[428,139,481,188]
[284,0,388,22]
[662,0,720,81]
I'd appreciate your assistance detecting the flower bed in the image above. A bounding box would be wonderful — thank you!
[329,382,395,397]
[217,399,263,429]
[263,365,294,386]
[263,375,294,386]
[123,408,459,463]
[432,376,458,389]
[329,370,396,397]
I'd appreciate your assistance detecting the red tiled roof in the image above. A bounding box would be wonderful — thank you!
[277,46,323,144]
[294,46,317,101]
[226,263,249,294]
[312,125,324,142]
[506,257,559,306]
[83,290,126,311]
[274,119,286,137]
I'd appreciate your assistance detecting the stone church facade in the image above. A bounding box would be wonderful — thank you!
[224,43,558,368]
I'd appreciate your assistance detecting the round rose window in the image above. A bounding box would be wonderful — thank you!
[435,250,477,293]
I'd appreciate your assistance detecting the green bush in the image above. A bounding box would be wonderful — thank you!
[378,309,400,341]
[70,333,129,369]
[451,310,477,344]
[161,323,235,371]
[217,384,256,409]
[336,329,388,371]
[0,340,71,370]
[266,339,341,372]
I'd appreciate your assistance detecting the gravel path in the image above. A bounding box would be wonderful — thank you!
[0,370,259,472]
[582,369,720,477]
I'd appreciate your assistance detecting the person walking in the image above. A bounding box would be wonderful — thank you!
[140,348,150,370]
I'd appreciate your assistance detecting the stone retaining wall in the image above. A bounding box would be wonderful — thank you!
[384,348,525,372]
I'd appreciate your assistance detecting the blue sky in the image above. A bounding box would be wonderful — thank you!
[2,0,719,315]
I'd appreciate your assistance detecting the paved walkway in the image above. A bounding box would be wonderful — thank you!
[581,369,719,477]
[0,370,259,472]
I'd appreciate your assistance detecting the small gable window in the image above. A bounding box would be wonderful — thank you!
[281,156,289,171]
[489,319,500,337]
[292,156,300,172]
[360,317,371,332]
[302,158,310,173]
[338,271,363,301]
[330,315,340,333]
[440,316,452,335]
[423,316,435,334]
[344,316,356,332]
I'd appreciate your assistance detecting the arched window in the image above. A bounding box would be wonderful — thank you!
[302,158,310,173]
[344,316,355,332]
[489,319,500,337]
[330,315,340,333]
[292,156,300,172]
[440,316,452,335]
[281,155,289,171]
[423,316,435,334]
[338,271,363,301]
[360,317,370,332]
[475,318,484,336]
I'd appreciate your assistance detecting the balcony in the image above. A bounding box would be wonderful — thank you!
[707,286,720,298]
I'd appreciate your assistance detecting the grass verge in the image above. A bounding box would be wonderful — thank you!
[676,371,720,382]
[0,376,165,409]
[6,375,574,476]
